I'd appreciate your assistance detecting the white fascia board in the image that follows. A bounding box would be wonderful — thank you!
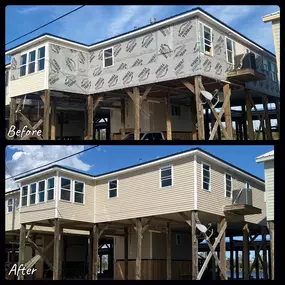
[256,156,274,163]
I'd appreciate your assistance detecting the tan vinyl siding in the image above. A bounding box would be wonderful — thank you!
[235,41,246,55]
[272,20,280,77]
[264,160,274,221]
[95,156,195,223]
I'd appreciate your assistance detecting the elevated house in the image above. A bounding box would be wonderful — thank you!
[5,148,270,280]
[5,8,279,140]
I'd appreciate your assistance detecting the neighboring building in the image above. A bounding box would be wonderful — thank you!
[5,7,279,140]
[5,148,268,280]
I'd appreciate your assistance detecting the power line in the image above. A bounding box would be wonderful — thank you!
[6,5,85,46]
[5,145,98,181]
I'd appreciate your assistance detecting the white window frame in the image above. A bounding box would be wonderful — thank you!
[271,62,277,82]
[37,46,46,71]
[201,162,211,192]
[29,183,37,206]
[19,53,27,77]
[38,179,46,204]
[176,234,181,245]
[199,22,213,56]
[103,47,114,68]
[225,37,235,64]
[28,50,36,74]
[224,173,232,198]
[263,63,268,72]
[108,179,118,199]
[7,198,13,213]
[46,177,55,201]
[245,182,251,189]
[73,180,85,204]
[21,185,29,207]
[159,165,173,188]
[60,176,72,202]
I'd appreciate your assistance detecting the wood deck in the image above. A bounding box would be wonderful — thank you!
[223,204,262,215]
[226,69,266,82]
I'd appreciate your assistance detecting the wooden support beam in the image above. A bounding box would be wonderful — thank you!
[53,219,62,280]
[166,222,172,280]
[262,230,268,280]
[218,217,226,280]
[86,95,94,140]
[93,95,103,112]
[268,247,272,280]
[245,90,254,140]
[262,96,272,140]
[136,218,143,280]
[194,76,205,140]
[235,250,239,280]
[241,104,248,140]
[165,92,172,140]
[230,236,234,279]
[9,97,17,140]
[121,99,126,139]
[205,109,210,140]
[191,97,197,140]
[191,211,198,280]
[223,84,233,139]
[242,224,249,280]
[51,99,56,140]
[239,120,244,140]
[124,227,128,280]
[268,221,274,280]
[92,224,99,280]
[88,230,93,280]
[43,90,50,140]
[18,224,26,280]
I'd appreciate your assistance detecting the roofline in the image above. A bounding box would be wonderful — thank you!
[256,155,274,163]
[14,148,264,185]
[5,7,275,59]
[5,188,20,195]
[263,11,280,23]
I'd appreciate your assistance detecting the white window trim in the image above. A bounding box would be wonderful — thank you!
[271,62,277,82]
[176,234,181,245]
[73,179,85,205]
[29,183,37,206]
[108,179,119,199]
[28,50,36,74]
[199,21,214,57]
[59,176,72,202]
[224,172,232,198]
[37,46,46,71]
[38,179,46,204]
[20,185,29,208]
[225,36,235,65]
[103,46,114,68]
[47,177,55,201]
[245,182,251,189]
[201,161,211,192]
[159,165,174,188]
[7,198,13,213]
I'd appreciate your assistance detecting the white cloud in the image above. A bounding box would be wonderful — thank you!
[17,6,49,15]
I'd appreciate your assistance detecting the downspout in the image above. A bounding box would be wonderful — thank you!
[194,154,198,210]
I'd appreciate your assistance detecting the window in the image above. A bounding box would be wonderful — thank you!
[176,234,181,245]
[7,198,13,213]
[38,180,45,203]
[199,23,213,56]
[21,186,28,206]
[160,166,172,188]
[171,105,181,116]
[38,47,45,71]
[109,180,118,198]
[271,62,277,82]
[202,163,211,191]
[226,37,235,64]
[47,178,54,201]
[245,182,251,189]
[30,183,36,205]
[61,177,71,201]
[246,48,250,54]
[20,54,27,77]
[263,63,268,72]
[28,50,36,74]
[74,181,84,203]
[225,174,232,198]
[5,70,9,87]
[103,47,114,68]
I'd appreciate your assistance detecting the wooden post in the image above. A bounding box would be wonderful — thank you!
[92,224,99,280]
[121,99,126,139]
[191,96,197,140]
[18,224,26,280]
[255,251,259,280]
[205,109,210,140]
[239,120,244,140]
[87,95,94,140]
[43,90,50,140]
[261,119,266,140]
[88,230,93,280]
[268,247,272,280]
[134,87,141,140]
[219,217,226,280]
[262,230,268,280]
[217,125,222,140]
[60,112,64,139]
[241,104,248,140]
[262,96,272,140]
[245,90,254,140]
[124,227,128,280]
[223,84,233,139]
[242,224,249,280]
[274,99,280,136]
[235,121,239,140]
[51,99,56,140]
[235,250,239,280]
[166,222,172,280]
[212,255,216,280]
[136,218,143,280]
[165,93,172,140]
[191,211,198,280]
[230,236,234,279]
[9,97,16,139]
[194,76,205,140]
[53,219,63,280]
[268,221,274,280]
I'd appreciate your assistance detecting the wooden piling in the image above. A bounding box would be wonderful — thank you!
[136,218,143,280]
[262,96,272,140]
[268,221,274,280]
[166,222,172,280]
[88,230,93,279]
[219,217,226,280]
[43,90,50,140]
[53,219,63,280]
[87,95,94,140]
[134,87,141,141]
[124,227,129,280]
[18,224,26,280]
[51,99,56,140]
[9,97,16,139]
[235,250,239,280]
[92,224,99,280]
[242,224,249,280]
[191,211,198,280]
[230,235,234,279]
[223,84,233,139]
[165,93,172,140]
[245,90,254,140]
[191,96,197,140]
[194,76,205,140]
[121,99,126,139]
[262,230,268,279]
[241,104,248,140]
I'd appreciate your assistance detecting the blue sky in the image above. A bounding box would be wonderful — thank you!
[5,145,273,191]
[5,5,279,58]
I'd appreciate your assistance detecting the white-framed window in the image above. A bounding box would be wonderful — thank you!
[21,185,28,207]
[225,173,232,198]
[199,22,213,56]
[37,46,45,71]
[60,177,72,201]
[171,105,181,116]
[271,62,277,82]
[263,63,268,72]
[176,234,181,245]
[225,37,235,64]
[202,162,211,191]
[28,50,36,74]
[74,180,84,204]
[38,180,46,203]
[109,179,118,198]
[160,165,173,188]
[245,182,251,189]
[103,47,114,68]
[246,48,250,54]
[7,198,13,213]
[29,183,37,205]
[47,177,54,201]
[20,54,27,77]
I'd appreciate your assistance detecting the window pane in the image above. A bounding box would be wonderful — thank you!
[48,178,54,189]
[39,191,45,202]
[38,58,45,71]
[61,178,71,189]
[8,198,13,206]
[226,191,231,198]
[226,39,232,51]
[161,179,172,187]
[61,189,70,201]
[205,45,211,53]
[109,180,117,189]
[8,205,12,212]
[104,48,112,58]
[109,189,117,198]
[204,177,210,184]
[30,194,36,205]
[29,51,36,62]
[38,47,45,59]
[30,183,36,193]
[75,192,84,203]
[161,168,171,178]
[105,57,113,67]
[22,186,28,196]
[203,169,209,178]
[20,54,27,65]
[28,62,35,74]
[47,189,54,200]
[227,52,233,63]
[39,181,45,192]
[203,164,210,171]
[22,197,27,206]
[203,182,209,190]
[75,181,84,193]
[20,66,26,76]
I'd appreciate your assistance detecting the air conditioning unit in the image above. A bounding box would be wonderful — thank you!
[232,188,253,206]
[234,52,257,70]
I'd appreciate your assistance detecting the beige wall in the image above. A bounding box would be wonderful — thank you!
[272,20,280,80]
[5,192,20,231]
[264,160,274,221]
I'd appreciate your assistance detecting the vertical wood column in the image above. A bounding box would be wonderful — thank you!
[235,121,239,140]
[219,217,226,280]
[51,99,56,140]
[223,84,233,139]
[235,250,239,280]
[268,247,272,280]
[166,222,172,280]
[121,99,126,139]
[191,211,198,280]
[212,256,216,280]
[124,227,129,280]
[88,230,93,280]
[230,235,234,279]
[263,96,272,140]
[92,224,99,280]
[245,90,254,140]
[53,219,63,280]
[205,109,210,140]
[18,224,26,280]
[191,96,197,140]
[261,119,266,140]
[136,218,143,280]
[134,87,141,140]
[9,97,16,139]
[238,120,244,140]
[43,90,51,140]
[275,99,280,136]
[87,95,94,140]
[60,112,64,139]
[194,76,205,140]
[165,93,172,140]
[217,125,222,140]
[268,221,274,280]
[255,252,259,280]
[241,104,248,140]
[242,224,249,280]
[262,230,268,280]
